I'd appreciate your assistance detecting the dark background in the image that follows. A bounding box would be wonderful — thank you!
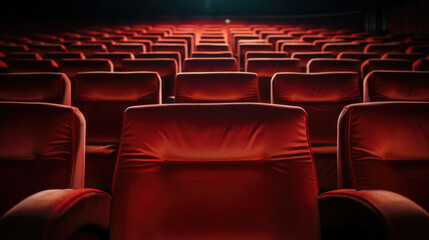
[1,0,428,32]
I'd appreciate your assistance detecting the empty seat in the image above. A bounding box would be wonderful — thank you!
[338,102,429,211]
[322,43,363,55]
[68,44,108,56]
[58,59,113,79]
[238,43,273,69]
[0,73,71,105]
[30,44,67,54]
[382,52,426,62]
[244,51,288,64]
[0,102,85,216]
[121,58,177,102]
[413,59,429,71]
[361,59,413,78]
[272,72,361,192]
[337,51,380,63]
[6,59,58,73]
[245,58,301,102]
[0,44,29,53]
[5,52,42,60]
[152,43,188,60]
[175,72,259,102]
[364,43,405,55]
[74,72,161,191]
[191,51,233,58]
[120,39,152,51]
[135,52,182,72]
[291,52,334,71]
[364,71,429,102]
[307,58,361,75]
[407,45,429,54]
[195,44,230,52]
[108,43,146,55]
[183,58,238,72]
[92,52,134,70]
[281,43,316,54]
[0,60,6,73]
[44,52,86,62]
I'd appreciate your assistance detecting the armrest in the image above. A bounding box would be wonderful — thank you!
[0,188,111,240]
[319,189,429,240]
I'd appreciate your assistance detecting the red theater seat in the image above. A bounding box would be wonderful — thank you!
[191,51,233,58]
[307,58,361,75]
[291,52,334,71]
[73,72,161,191]
[7,59,58,73]
[108,43,146,55]
[364,71,429,102]
[4,103,426,239]
[361,59,413,78]
[121,58,177,102]
[195,44,230,52]
[281,43,316,54]
[183,58,238,72]
[175,72,259,102]
[0,44,29,53]
[245,58,301,102]
[152,43,188,60]
[381,52,426,62]
[5,52,42,60]
[119,39,152,51]
[44,52,86,62]
[58,59,113,79]
[92,52,134,70]
[272,72,361,192]
[135,52,181,72]
[407,45,429,54]
[0,73,71,105]
[238,43,273,69]
[245,51,288,64]
[0,102,85,216]
[364,43,405,55]
[337,51,380,63]
[0,60,7,73]
[338,102,429,212]
[30,44,67,54]
[322,43,363,56]
[413,59,429,71]
[68,44,108,56]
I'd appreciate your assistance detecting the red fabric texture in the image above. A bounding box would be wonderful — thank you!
[110,103,319,240]
[0,102,85,216]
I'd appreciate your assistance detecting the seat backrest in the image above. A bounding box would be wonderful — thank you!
[44,52,86,63]
[364,43,405,55]
[337,52,380,63]
[74,72,161,143]
[152,43,188,60]
[68,44,108,56]
[58,59,113,78]
[338,102,429,211]
[413,59,429,71]
[281,43,316,54]
[0,102,85,216]
[246,58,301,103]
[238,43,273,68]
[307,58,361,75]
[134,52,181,72]
[382,52,426,62]
[175,72,259,103]
[30,43,67,54]
[0,60,7,73]
[245,51,288,64]
[7,59,58,73]
[291,52,334,71]
[361,59,413,78]
[5,52,42,60]
[121,58,178,101]
[92,52,134,69]
[108,43,146,55]
[191,51,233,58]
[322,43,363,56]
[0,73,71,105]
[110,103,319,240]
[407,45,429,54]
[364,71,429,102]
[195,44,230,52]
[183,58,238,72]
[272,72,361,144]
